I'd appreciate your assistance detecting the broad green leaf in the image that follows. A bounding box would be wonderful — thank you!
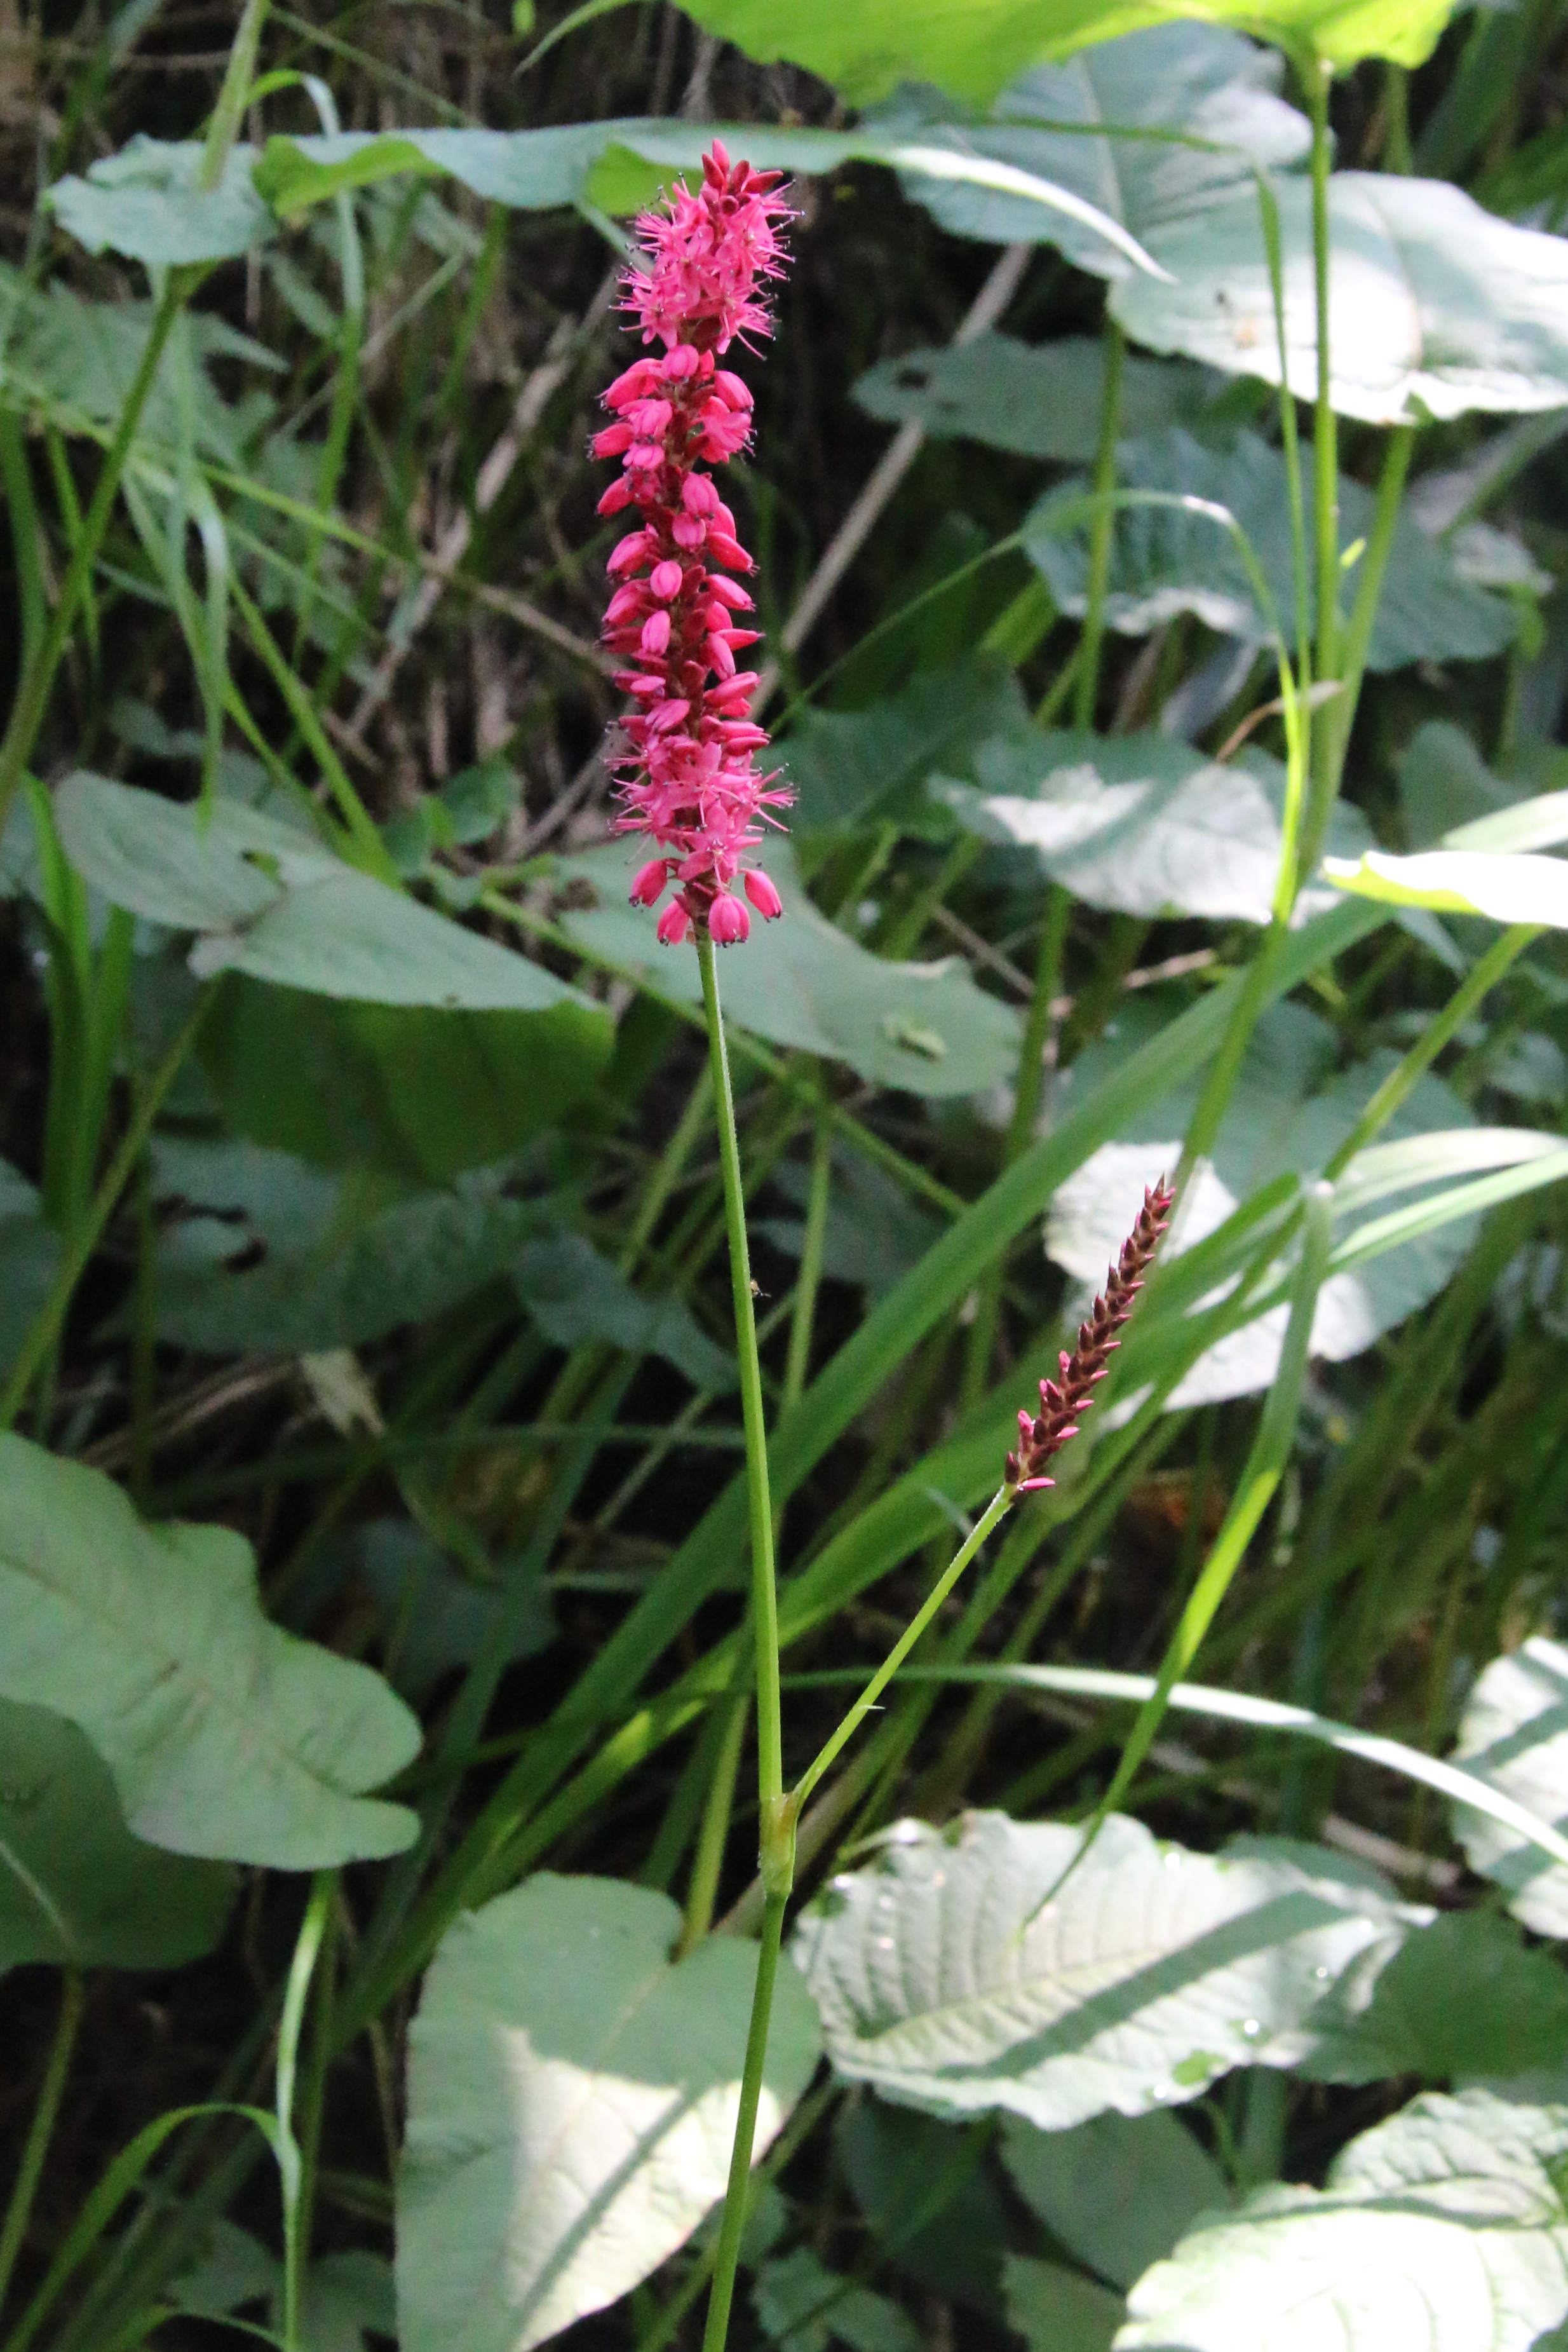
[174,2229,395,2352]
[1025,430,1517,670]
[1002,2110,1230,2290]
[790,1811,1411,2129]
[0,266,278,464]
[1451,1639,1568,1939]
[881,25,1308,272]
[759,1145,942,1302]
[1325,845,1568,927]
[785,659,1027,838]
[855,334,1207,463]
[201,981,611,1186]
[1297,1910,1568,2086]
[396,1874,821,2352]
[558,842,1024,1099]
[0,1698,234,1971]
[1005,2257,1123,2352]
[1396,719,1526,847]
[673,0,1456,101]
[753,2248,921,2352]
[50,122,1163,277]
[835,2101,1011,2314]
[938,728,1372,926]
[1117,2090,1568,2351]
[148,1139,544,1354]
[55,773,605,1016]
[1114,172,1568,426]
[46,133,273,263]
[0,1158,60,1378]
[0,1430,421,1867]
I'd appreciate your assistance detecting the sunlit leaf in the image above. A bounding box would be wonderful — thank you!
[673,0,1456,103]
[0,1430,421,1867]
[1451,1640,1568,1939]
[0,1698,234,1971]
[1114,172,1568,426]
[938,728,1372,925]
[397,1874,821,2352]
[1117,2090,1568,2351]
[790,1811,1412,2129]
[881,25,1308,272]
[1324,845,1568,927]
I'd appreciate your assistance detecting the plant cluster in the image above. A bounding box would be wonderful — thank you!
[6,4,1568,2352]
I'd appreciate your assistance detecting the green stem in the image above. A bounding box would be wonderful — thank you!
[1074,318,1126,731]
[1173,924,1285,1194]
[201,0,269,189]
[278,1875,333,2352]
[1307,58,1338,688]
[1299,424,1416,885]
[792,1486,1013,1816]
[0,1971,83,2320]
[963,887,1069,1407]
[0,282,189,846]
[699,1889,788,2352]
[781,1113,832,1422]
[696,935,784,1839]
[0,993,210,1433]
[679,1693,748,1954]
[695,933,790,2352]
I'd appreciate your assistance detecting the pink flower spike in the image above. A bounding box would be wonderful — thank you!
[595,142,794,946]
[743,867,782,920]
[708,892,750,944]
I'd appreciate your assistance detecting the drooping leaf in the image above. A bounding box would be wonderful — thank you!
[1295,1910,1568,2086]
[0,1430,421,1867]
[358,1522,556,1702]
[46,134,274,263]
[1113,171,1568,426]
[1025,430,1517,670]
[881,25,1308,271]
[0,1698,234,1971]
[515,1230,736,1390]
[558,842,1024,1100]
[1116,2090,1568,2351]
[55,773,607,1017]
[673,0,1456,102]
[1001,2109,1231,2291]
[1451,1640,1568,1939]
[938,728,1372,926]
[396,1873,821,2352]
[1005,2257,1124,2352]
[1325,845,1568,928]
[753,2247,921,2352]
[785,659,1028,837]
[855,334,1207,464]
[790,1811,1412,2130]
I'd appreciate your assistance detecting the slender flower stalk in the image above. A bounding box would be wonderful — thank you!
[595,141,794,944]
